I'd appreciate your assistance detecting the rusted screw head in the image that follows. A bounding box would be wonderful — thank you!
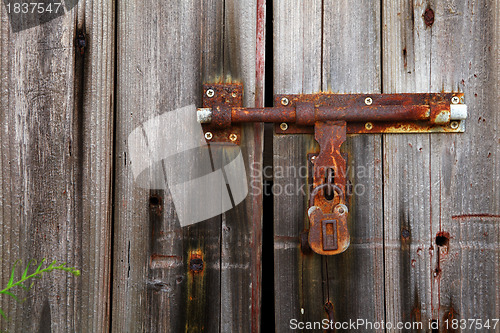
[281,97,289,106]
[450,121,459,129]
[335,204,348,216]
[231,91,238,98]
[451,96,460,104]
[206,89,215,98]
[280,122,288,131]
[365,122,373,130]
[205,132,213,140]
[365,97,373,105]
[189,258,204,272]
[401,228,411,239]
[229,133,238,141]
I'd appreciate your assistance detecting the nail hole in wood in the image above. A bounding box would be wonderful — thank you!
[435,232,450,248]
[149,195,161,206]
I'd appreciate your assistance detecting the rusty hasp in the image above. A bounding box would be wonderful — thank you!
[197,83,468,255]
[200,83,243,144]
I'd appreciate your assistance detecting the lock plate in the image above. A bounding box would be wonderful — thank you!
[307,121,350,255]
[308,206,349,255]
[202,83,242,145]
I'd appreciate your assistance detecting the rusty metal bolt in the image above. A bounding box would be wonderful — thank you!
[231,90,238,98]
[281,97,289,106]
[365,122,373,130]
[450,121,459,129]
[206,89,215,98]
[401,228,411,239]
[229,133,238,142]
[364,97,373,105]
[197,108,212,123]
[189,258,204,272]
[335,204,348,216]
[205,132,213,140]
[280,122,288,131]
[451,96,460,104]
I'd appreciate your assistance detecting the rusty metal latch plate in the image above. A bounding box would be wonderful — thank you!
[201,83,243,144]
[274,92,465,134]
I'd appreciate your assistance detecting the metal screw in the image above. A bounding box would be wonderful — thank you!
[189,258,204,273]
[229,133,238,141]
[206,89,215,98]
[231,91,238,98]
[280,122,288,131]
[365,122,373,130]
[335,204,348,216]
[401,228,411,239]
[281,97,289,106]
[451,96,460,104]
[450,121,459,129]
[365,97,373,105]
[205,132,213,140]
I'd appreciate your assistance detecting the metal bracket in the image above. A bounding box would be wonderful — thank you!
[274,92,466,134]
[198,83,468,255]
[200,83,243,145]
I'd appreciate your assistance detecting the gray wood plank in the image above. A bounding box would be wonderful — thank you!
[273,1,384,330]
[113,0,263,331]
[0,2,114,332]
[382,1,435,328]
[272,0,325,330]
[383,0,500,330]
[113,1,205,331]
[220,1,264,332]
[322,0,385,327]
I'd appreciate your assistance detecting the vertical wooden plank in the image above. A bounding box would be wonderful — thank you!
[429,1,499,325]
[273,0,324,330]
[382,1,434,328]
[113,0,263,331]
[274,0,384,329]
[220,1,264,332]
[383,0,500,329]
[222,8,266,328]
[113,1,202,331]
[322,0,384,326]
[0,1,114,332]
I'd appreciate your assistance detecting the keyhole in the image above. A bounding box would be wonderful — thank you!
[324,168,335,200]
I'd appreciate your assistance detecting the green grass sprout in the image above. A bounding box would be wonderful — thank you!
[0,259,80,320]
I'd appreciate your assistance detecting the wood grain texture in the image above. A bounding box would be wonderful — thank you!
[272,0,324,330]
[383,0,500,330]
[322,0,385,327]
[221,1,263,332]
[273,0,384,330]
[0,1,114,332]
[112,0,263,331]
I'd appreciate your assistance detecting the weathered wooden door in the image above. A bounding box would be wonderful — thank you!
[0,0,498,332]
[112,0,265,332]
[272,0,499,332]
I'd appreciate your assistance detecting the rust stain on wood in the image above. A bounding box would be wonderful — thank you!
[185,250,207,332]
[189,253,204,274]
[451,213,500,220]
